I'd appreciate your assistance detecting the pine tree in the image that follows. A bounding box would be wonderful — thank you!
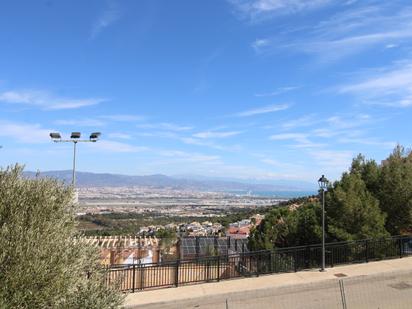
[248,207,291,250]
[289,202,322,246]
[377,145,412,234]
[326,172,389,241]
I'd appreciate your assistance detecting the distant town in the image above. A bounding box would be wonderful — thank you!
[78,186,285,211]
[76,186,287,239]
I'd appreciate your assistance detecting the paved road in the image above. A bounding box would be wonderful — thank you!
[125,257,412,309]
[141,271,412,309]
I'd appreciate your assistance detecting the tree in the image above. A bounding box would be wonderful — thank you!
[288,202,322,246]
[0,165,123,309]
[350,154,381,195]
[326,172,389,241]
[377,145,412,234]
[157,228,177,260]
[248,207,292,250]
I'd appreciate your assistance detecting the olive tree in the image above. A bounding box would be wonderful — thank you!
[0,165,124,309]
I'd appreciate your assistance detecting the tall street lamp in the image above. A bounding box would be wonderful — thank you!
[49,132,101,187]
[318,174,329,272]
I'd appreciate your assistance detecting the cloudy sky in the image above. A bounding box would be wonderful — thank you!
[0,0,411,182]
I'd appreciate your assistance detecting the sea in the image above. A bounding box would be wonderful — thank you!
[227,190,317,199]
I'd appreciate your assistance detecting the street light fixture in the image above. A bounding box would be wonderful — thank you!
[89,132,101,141]
[49,131,101,187]
[318,174,329,272]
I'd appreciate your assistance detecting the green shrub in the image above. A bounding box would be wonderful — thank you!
[0,165,124,309]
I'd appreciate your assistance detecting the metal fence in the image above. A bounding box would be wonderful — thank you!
[105,235,412,293]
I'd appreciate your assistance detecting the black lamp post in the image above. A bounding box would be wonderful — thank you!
[318,174,329,271]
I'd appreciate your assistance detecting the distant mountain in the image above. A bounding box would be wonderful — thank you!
[173,174,316,191]
[23,170,316,193]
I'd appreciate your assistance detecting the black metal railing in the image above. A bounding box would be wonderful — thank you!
[105,235,412,293]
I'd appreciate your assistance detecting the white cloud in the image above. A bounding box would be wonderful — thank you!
[107,132,132,139]
[90,140,148,153]
[271,113,393,150]
[304,29,412,60]
[336,137,396,149]
[132,125,241,152]
[136,131,178,139]
[255,86,299,97]
[385,44,398,49]
[91,0,121,38]
[308,149,353,170]
[229,0,332,21]
[281,113,318,129]
[253,4,412,60]
[179,137,242,152]
[234,103,289,117]
[100,114,144,122]
[158,150,220,163]
[251,39,270,52]
[0,120,52,143]
[339,61,412,108]
[325,114,372,129]
[259,157,303,170]
[270,132,325,148]
[193,130,242,139]
[180,137,242,152]
[54,118,106,127]
[136,122,193,131]
[0,90,105,110]
[193,160,315,181]
[270,132,307,141]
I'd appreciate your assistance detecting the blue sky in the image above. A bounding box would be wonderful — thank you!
[0,0,411,183]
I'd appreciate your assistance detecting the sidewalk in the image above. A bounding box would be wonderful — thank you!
[124,257,412,308]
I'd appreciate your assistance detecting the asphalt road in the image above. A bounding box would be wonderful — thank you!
[142,270,412,309]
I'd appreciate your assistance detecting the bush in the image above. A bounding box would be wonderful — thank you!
[0,165,124,309]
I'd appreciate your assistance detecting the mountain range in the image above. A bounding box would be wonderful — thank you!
[23,170,316,193]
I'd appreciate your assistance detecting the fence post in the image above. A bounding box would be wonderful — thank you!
[331,247,334,268]
[140,265,145,290]
[269,251,273,273]
[304,246,309,269]
[294,249,298,272]
[206,259,210,282]
[365,239,369,263]
[132,264,136,293]
[217,255,220,282]
[174,260,180,287]
[399,237,403,258]
[196,237,200,259]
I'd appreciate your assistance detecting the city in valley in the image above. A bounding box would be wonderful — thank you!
[76,186,288,238]
[78,186,285,213]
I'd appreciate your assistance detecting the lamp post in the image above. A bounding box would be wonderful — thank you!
[318,174,329,272]
[49,132,101,187]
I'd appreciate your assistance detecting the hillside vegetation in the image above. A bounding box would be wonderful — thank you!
[249,145,412,250]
